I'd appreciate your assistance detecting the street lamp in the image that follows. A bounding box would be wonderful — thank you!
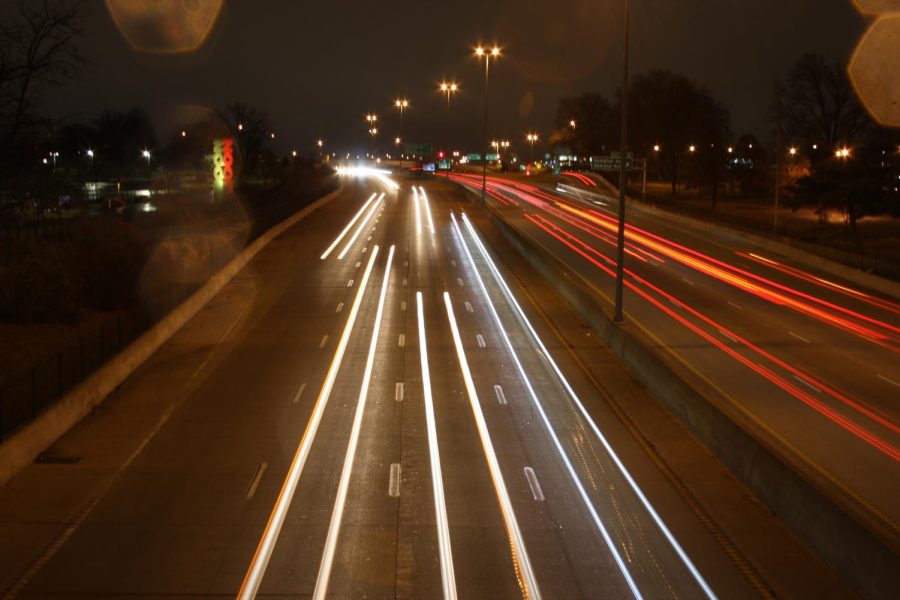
[142,149,151,167]
[653,144,660,153]
[394,99,409,168]
[569,119,577,129]
[475,44,502,199]
[439,81,460,108]
[181,130,187,138]
[613,0,631,323]
[526,132,539,162]
[789,147,798,156]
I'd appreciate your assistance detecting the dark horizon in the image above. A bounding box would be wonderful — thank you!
[40,1,869,155]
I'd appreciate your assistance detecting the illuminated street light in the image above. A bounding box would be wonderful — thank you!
[727,146,734,153]
[475,43,502,198]
[317,139,324,148]
[653,144,660,152]
[689,145,696,153]
[237,123,243,131]
[142,149,151,166]
[789,147,798,156]
[181,130,187,137]
[86,149,94,159]
[836,147,851,159]
[270,132,276,140]
[526,132,538,162]
[569,119,576,129]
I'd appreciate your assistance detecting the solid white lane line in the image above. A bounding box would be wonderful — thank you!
[319,335,329,349]
[417,292,458,600]
[313,246,395,600]
[419,186,436,235]
[238,247,382,600]
[476,334,486,348]
[465,301,474,313]
[246,463,269,501]
[458,213,715,599]
[878,374,900,389]
[398,333,406,347]
[788,331,811,344]
[337,194,384,260]
[494,385,508,405]
[389,463,402,498]
[320,193,377,259]
[336,302,344,313]
[413,186,422,237]
[523,467,545,502]
[395,382,405,402]
[728,301,743,311]
[681,277,695,287]
[443,291,541,600]
[292,383,307,404]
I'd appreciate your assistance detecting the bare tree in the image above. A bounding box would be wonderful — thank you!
[224,102,273,175]
[772,53,871,148]
[0,0,85,149]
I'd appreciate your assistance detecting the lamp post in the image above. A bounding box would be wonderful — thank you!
[394,99,408,168]
[613,0,630,323]
[439,82,459,175]
[142,149,151,167]
[475,45,501,200]
[526,133,538,163]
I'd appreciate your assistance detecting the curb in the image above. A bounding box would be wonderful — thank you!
[456,182,899,600]
[0,185,342,488]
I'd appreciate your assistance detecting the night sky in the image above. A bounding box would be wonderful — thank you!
[46,0,868,155]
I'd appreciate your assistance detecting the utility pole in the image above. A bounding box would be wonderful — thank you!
[614,0,630,323]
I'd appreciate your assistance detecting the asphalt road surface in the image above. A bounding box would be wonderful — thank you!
[450,170,900,546]
[0,171,852,598]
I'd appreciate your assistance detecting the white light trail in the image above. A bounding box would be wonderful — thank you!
[336,166,400,190]
[413,186,422,237]
[238,246,381,600]
[337,193,383,260]
[313,245,395,600]
[418,186,435,235]
[458,213,716,599]
[443,291,542,600]
[450,213,641,598]
[417,291,458,600]
[321,193,377,260]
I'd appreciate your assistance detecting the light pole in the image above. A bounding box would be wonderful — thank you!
[526,132,538,163]
[142,149,151,168]
[475,45,501,200]
[613,0,630,323]
[366,114,378,156]
[439,82,459,175]
[394,99,408,167]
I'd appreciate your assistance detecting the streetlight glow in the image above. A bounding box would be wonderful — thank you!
[689,145,696,153]
[789,147,797,156]
[653,144,660,152]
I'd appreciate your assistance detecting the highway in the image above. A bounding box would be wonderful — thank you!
[450,170,900,537]
[0,171,851,598]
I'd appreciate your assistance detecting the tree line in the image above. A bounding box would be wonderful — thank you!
[553,55,899,229]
